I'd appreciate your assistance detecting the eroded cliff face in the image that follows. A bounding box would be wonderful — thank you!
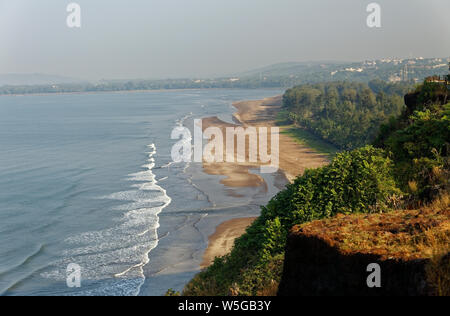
[278,208,450,296]
[278,231,431,296]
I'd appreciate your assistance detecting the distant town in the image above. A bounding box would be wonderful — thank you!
[1,57,449,96]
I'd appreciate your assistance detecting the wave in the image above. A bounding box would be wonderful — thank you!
[175,112,193,127]
[160,161,177,169]
[172,112,215,207]
[0,244,46,278]
[1,264,50,296]
[40,143,172,296]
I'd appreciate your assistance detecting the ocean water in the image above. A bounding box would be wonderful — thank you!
[0,89,284,296]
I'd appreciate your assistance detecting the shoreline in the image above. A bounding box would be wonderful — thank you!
[199,95,331,270]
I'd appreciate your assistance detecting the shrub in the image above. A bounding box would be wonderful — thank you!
[380,103,449,201]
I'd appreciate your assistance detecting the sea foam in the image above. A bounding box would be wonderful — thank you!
[41,144,171,296]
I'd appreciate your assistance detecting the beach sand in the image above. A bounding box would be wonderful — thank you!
[200,95,330,268]
[200,217,256,269]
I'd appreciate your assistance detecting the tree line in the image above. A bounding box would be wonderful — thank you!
[282,80,413,150]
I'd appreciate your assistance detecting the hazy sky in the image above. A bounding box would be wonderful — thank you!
[0,0,449,80]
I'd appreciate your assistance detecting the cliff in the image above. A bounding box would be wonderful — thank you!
[278,201,450,296]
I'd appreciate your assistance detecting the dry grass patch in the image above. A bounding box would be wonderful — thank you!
[294,195,450,261]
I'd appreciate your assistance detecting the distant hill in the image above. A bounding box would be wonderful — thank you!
[0,73,83,86]
[1,57,448,95]
[238,57,450,84]
[237,61,348,78]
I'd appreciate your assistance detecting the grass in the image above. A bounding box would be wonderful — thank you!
[276,111,339,158]
[281,127,339,158]
[426,251,450,296]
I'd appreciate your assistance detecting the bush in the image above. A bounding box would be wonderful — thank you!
[378,100,449,202]
[164,289,181,296]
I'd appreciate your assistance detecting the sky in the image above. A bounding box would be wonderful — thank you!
[0,0,449,80]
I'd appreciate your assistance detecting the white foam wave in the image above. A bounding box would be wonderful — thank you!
[41,143,171,296]
[160,161,176,169]
[175,112,193,127]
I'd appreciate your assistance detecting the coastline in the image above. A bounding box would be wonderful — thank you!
[199,95,330,270]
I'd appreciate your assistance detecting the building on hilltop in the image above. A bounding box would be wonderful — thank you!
[422,63,450,96]
[425,63,450,88]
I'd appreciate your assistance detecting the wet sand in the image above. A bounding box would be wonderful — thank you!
[200,217,256,269]
[202,96,329,185]
[200,96,330,268]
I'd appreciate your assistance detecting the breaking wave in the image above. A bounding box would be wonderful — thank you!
[41,144,171,296]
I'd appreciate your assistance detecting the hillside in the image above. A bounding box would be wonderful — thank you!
[182,79,449,297]
[0,73,82,86]
[239,57,449,84]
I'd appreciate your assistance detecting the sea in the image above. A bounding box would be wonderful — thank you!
[0,89,285,296]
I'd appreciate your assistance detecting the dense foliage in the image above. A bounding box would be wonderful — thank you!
[184,146,400,296]
[282,81,412,150]
[375,82,450,202]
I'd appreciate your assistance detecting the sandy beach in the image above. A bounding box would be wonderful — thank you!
[200,95,330,268]
[200,217,256,269]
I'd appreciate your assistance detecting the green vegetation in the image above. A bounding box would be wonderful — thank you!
[184,146,400,296]
[183,80,449,296]
[165,289,181,296]
[282,81,412,150]
[280,127,339,158]
[375,82,450,202]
